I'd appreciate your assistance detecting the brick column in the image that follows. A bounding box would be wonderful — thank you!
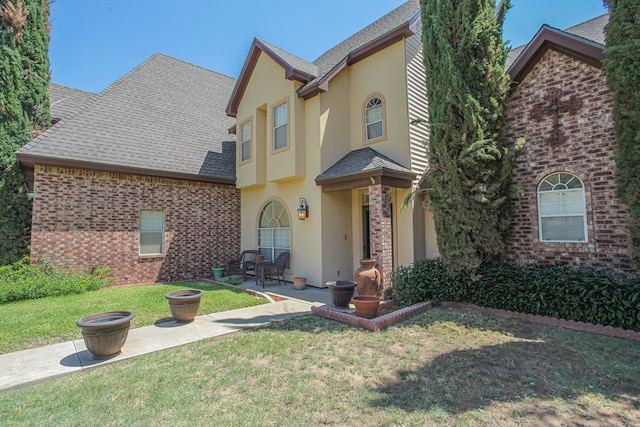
[369,184,393,298]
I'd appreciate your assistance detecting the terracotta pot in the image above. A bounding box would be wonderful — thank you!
[255,254,265,262]
[352,296,381,319]
[76,310,135,359]
[165,289,203,323]
[293,276,307,290]
[327,280,356,308]
[354,259,382,297]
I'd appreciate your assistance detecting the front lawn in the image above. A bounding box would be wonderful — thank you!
[0,281,266,354]
[1,308,639,425]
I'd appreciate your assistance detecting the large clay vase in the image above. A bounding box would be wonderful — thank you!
[355,259,382,297]
[165,289,203,323]
[76,310,135,359]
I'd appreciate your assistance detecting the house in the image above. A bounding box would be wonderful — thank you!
[503,14,636,277]
[16,54,241,284]
[15,1,636,287]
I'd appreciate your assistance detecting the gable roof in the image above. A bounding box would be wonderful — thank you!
[48,83,96,123]
[226,0,420,116]
[17,53,237,184]
[506,13,608,82]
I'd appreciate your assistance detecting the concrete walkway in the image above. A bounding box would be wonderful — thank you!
[0,279,339,393]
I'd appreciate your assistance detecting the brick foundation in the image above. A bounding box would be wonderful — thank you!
[30,166,241,285]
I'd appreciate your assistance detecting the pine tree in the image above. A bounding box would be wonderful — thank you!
[419,0,522,276]
[0,0,50,265]
[603,0,640,266]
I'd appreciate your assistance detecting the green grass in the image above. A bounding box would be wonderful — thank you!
[0,281,266,354]
[1,308,639,426]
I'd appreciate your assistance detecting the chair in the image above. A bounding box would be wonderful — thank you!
[256,251,290,288]
[225,250,260,280]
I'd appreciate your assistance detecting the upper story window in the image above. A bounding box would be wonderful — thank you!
[240,120,251,162]
[365,96,384,142]
[140,210,164,255]
[273,102,288,150]
[537,172,587,242]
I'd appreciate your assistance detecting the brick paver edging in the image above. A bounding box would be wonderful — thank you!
[441,302,640,341]
[311,301,433,332]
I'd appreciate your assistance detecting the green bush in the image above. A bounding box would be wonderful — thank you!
[391,259,640,331]
[0,257,113,304]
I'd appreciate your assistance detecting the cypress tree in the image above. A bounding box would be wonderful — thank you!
[0,0,50,265]
[419,0,522,275]
[603,0,640,266]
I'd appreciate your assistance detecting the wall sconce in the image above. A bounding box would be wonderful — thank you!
[297,197,309,220]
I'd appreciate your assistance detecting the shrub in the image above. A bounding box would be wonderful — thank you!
[0,257,113,304]
[391,259,640,331]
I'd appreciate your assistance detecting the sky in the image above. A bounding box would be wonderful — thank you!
[48,0,609,94]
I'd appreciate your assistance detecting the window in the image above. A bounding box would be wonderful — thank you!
[273,102,287,150]
[365,97,383,141]
[537,173,586,242]
[240,120,251,162]
[140,210,164,255]
[258,200,290,265]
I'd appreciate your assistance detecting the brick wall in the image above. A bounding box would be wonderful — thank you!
[30,166,241,285]
[503,49,636,277]
[369,183,393,297]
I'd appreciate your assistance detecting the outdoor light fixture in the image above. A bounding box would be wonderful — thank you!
[297,197,309,220]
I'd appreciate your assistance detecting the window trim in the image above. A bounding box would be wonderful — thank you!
[239,118,252,164]
[363,93,387,144]
[139,210,165,256]
[272,99,289,152]
[257,199,291,267]
[537,172,588,243]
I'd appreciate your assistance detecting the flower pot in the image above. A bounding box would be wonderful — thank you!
[327,280,356,308]
[165,289,203,323]
[352,296,381,319]
[76,310,135,359]
[212,267,224,280]
[293,276,307,290]
[255,254,265,262]
[355,259,382,297]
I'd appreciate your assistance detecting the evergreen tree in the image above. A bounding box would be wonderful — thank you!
[0,0,50,265]
[419,0,522,275]
[603,0,640,266]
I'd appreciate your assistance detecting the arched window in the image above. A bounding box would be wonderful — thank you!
[537,172,587,242]
[258,200,291,263]
[365,97,384,141]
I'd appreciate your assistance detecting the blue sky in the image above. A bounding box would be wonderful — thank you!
[49,0,608,93]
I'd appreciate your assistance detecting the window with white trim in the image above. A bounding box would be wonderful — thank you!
[140,210,164,255]
[537,173,587,242]
[273,102,287,150]
[365,97,383,141]
[240,120,251,162]
[257,201,290,265]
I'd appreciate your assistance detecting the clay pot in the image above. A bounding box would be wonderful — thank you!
[327,280,356,308]
[76,310,135,359]
[293,276,307,290]
[352,296,381,319]
[165,289,203,323]
[355,259,382,297]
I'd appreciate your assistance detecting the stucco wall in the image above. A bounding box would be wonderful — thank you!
[503,49,636,276]
[31,166,241,285]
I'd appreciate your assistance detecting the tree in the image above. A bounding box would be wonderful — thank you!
[0,0,50,265]
[419,0,522,276]
[603,0,640,266]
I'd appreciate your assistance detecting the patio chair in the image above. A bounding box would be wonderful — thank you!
[225,250,260,280]
[256,251,290,288]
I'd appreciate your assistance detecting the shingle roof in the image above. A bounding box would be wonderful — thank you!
[257,39,318,78]
[315,147,415,184]
[48,83,96,122]
[18,53,237,183]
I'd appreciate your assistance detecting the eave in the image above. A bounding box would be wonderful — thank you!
[315,168,416,193]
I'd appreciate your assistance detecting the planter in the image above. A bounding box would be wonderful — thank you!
[212,267,224,280]
[76,310,135,359]
[165,289,204,323]
[355,259,382,297]
[293,276,307,290]
[255,254,265,262]
[327,280,357,308]
[352,296,381,319]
